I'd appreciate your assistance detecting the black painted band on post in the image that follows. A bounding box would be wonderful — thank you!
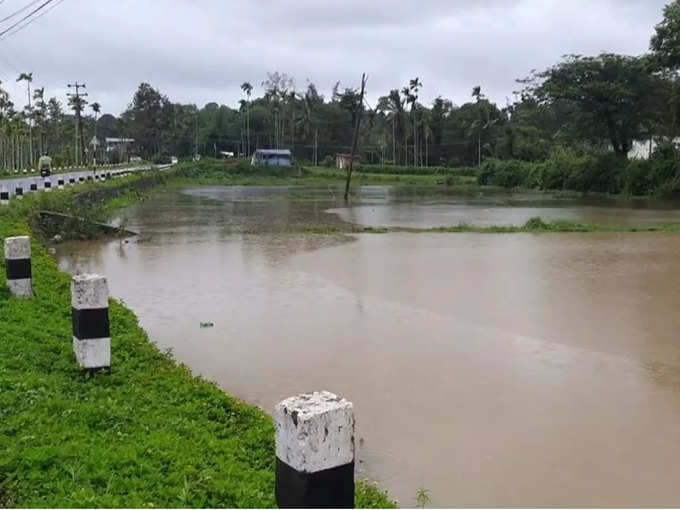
[15,187,23,196]
[69,178,75,183]
[72,307,110,339]
[44,181,51,188]
[0,191,8,200]
[58,179,64,185]
[276,458,354,509]
[6,258,31,280]
[30,184,37,190]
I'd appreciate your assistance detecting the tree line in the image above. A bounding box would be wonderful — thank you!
[2,1,680,184]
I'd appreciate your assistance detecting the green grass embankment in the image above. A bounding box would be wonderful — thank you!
[0,178,396,508]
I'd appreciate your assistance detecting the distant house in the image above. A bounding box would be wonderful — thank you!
[220,151,235,159]
[335,153,361,169]
[628,138,680,159]
[251,149,292,166]
[105,137,134,153]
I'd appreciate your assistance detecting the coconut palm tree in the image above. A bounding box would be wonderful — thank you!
[377,89,406,164]
[32,87,47,156]
[90,102,101,163]
[240,82,252,156]
[409,77,422,166]
[16,72,33,165]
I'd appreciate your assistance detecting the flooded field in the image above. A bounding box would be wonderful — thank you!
[56,186,680,506]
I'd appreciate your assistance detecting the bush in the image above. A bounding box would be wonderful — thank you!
[477,158,541,188]
[624,159,655,196]
[175,159,307,179]
[478,149,627,193]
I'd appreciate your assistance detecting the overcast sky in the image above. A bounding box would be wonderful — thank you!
[0,0,671,115]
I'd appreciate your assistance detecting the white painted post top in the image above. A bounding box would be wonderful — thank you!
[4,236,31,259]
[275,391,354,473]
[71,274,109,309]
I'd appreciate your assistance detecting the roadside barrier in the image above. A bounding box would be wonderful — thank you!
[44,179,51,192]
[15,185,23,199]
[4,236,33,298]
[0,187,8,205]
[71,274,111,370]
[274,391,355,508]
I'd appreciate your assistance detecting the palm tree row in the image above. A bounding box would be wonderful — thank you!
[0,73,106,171]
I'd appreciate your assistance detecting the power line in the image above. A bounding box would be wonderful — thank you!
[0,0,65,41]
[0,0,55,39]
[0,0,41,25]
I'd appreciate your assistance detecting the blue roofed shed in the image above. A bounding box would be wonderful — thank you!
[251,149,292,166]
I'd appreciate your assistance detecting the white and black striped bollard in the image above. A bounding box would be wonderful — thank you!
[58,178,65,189]
[71,274,111,371]
[15,185,23,199]
[44,179,51,192]
[275,391,355,508]
[4,236,33,297]
[0,188,8,205]
[79,176,85,183]
[29,183,37,192]
[69,177,75,186]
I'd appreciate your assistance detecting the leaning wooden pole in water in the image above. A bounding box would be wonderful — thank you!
[343,73,368,202]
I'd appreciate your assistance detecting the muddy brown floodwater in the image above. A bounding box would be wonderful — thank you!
[56,186,680,507]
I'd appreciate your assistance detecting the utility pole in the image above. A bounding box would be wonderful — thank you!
[67,82,87,166]
[314,127,318,166]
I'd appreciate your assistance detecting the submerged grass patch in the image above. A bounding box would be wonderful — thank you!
[410,216,680,234]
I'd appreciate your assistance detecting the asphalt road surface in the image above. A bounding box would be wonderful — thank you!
[0,164,163,198]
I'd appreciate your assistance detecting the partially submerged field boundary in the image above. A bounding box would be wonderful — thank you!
[243,217,680,236]
[0,177,397,507]
[394,217,680,234]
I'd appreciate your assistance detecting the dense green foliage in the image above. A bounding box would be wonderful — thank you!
[477,143,680,196]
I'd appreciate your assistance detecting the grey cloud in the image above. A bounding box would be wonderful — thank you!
[0,0,670,115]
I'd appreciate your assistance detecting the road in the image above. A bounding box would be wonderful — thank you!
[0,165,162,198]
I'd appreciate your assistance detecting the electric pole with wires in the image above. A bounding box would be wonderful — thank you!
[67,82,87,166]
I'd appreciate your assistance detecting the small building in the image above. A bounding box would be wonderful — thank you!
[251,149,292,166]
[628,137,680,159]
[220,151,235,159]
[105,137,134,153]
[335,153,361,169]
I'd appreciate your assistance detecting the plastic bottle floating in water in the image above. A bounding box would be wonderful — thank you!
[200,322,214,328]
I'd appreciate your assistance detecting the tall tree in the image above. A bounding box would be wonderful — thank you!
[530,53,667,158]
[651,0,680,71]
[650,0,680,137]
[16,72,33,165]
[408,77,422,166]
[90,102,101,163]
[240,82,253,156]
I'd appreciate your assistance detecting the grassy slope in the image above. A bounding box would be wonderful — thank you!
[0,191,395,507]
